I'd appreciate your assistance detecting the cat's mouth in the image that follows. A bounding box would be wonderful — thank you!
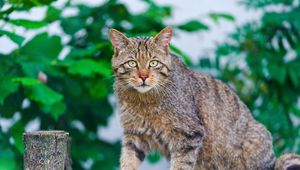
[134,84,152,93]
[139,83,148,87]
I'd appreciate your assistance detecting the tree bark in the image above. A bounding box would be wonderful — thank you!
[23,130,72,170]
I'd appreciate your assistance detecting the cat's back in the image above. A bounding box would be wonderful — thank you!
[171,55,249,118]
[170,54,252,128]
[182,68,275,169]
[169,56,275,169]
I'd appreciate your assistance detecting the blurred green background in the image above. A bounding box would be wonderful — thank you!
[0,0,299,169]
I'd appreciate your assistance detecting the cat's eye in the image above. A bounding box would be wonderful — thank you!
[128,60,137,67]
[149,60,158,67]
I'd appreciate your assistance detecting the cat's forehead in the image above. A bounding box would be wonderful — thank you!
[118,36,170,61]
[130,36,154,47]
[131,36,153,43]
[126,36,156,53]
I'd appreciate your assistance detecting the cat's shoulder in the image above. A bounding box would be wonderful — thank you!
[169,53,234,92]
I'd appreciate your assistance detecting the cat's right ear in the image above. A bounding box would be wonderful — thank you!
[109,29,131,55]
[153,26,173,53]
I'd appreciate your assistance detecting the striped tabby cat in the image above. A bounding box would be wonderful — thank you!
[109,26,300,170]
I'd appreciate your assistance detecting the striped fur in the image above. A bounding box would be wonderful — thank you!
[110,27,297,170]
[275,154,300,170]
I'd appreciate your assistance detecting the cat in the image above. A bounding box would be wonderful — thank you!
[109,26,300,170]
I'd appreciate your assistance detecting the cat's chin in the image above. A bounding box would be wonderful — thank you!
[134,85,153,93]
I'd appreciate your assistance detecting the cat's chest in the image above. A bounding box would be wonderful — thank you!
[119,99,200,135]
[120,103,174,156]
[119,102,173,134]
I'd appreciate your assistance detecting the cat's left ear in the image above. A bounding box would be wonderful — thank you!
[109,29,131,55]
[153,26,173,52]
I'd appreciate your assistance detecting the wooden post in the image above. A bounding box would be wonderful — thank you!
[23,130,72,170]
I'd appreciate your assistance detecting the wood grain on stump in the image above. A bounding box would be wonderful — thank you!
[23,131,71,170]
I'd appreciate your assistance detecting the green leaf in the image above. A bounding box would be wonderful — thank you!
[77,4,95,18]
[209,12,235,23]
[89,81,109,99]
[18,62,44,77]
[0,92,23,118]
[276,67,287,85]
[42,102,66,120]
[170,45,193,66]
[12,77,40,86]
[177,20,209,32]
[7,0,56,9]
[199,57,212,68]
[27,84,63,105]
[10,121,24,154]
[0,0,4,8]
[9,19,47,29]
[68,59,112,77]
[292,106,300,117]
[66,45,102,59]
[0,148,16,170]
[107,3,131,22]
[61,17,85,35]
[0,29,25,46]
[0,78,19,105]
[288,68,299,86]
[45,6,61,22]
[21,32,62,60]
[268,64,287,85]
[147,152,161,164]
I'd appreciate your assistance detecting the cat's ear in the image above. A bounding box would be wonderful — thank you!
[109,29,131,55]
[153,26,173,52]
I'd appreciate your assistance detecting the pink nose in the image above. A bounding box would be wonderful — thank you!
[140,75,148,81]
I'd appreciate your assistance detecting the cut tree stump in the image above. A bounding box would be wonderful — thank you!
[23,130,72,170]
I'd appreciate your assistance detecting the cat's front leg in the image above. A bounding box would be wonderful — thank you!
[170,131,203,170]
[120,134,148,170]
[170,147,200,170]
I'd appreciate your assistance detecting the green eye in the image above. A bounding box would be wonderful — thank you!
[128,60,137,67]
[149,60,158,67]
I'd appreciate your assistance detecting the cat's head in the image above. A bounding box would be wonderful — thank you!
[110,27,173,93]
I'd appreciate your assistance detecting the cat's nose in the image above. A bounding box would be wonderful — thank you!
[140,75,148,81]
[138,68,149,81]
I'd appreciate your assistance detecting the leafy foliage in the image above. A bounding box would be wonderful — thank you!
[178,20,209,32]
[208,12,235,23]
[0,30,24,46]
[209,0,300,156]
